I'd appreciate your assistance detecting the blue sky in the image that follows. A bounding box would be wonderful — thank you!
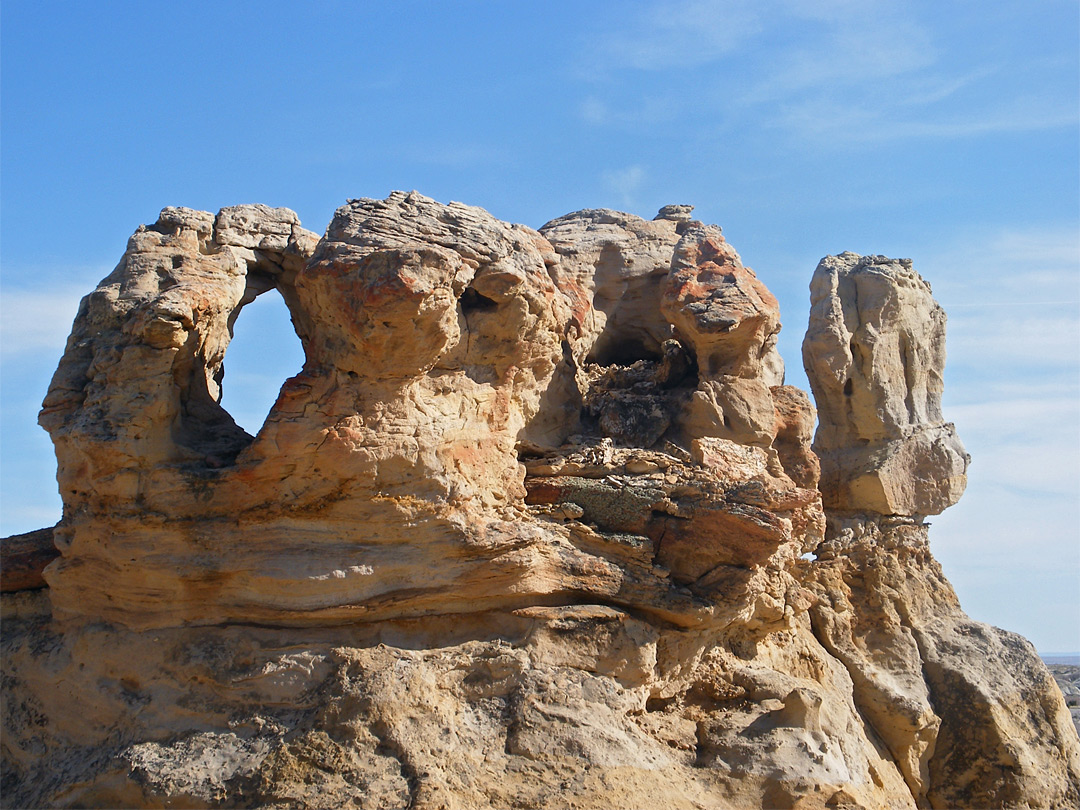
[2,0,1077,651]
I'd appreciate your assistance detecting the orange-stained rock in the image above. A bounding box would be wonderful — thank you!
[771,384,821,489]
[662,226,783,384]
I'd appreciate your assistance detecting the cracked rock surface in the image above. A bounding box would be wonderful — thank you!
[2,194,1077,809]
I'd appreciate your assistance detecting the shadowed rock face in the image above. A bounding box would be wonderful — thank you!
[2,195,1077,810]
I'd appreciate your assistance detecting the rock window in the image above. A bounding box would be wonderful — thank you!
[218,287,305,437]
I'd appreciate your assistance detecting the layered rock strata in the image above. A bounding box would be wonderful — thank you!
[2,194,1077,809]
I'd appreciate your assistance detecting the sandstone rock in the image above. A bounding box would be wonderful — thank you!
[2,198,1076,810]
[654,203,695,222]
[539,207,682,366]
[806,519,1080,808]
[803,252,969,515]
[771,384,821,490]
[802,252,1080,807]
[0,527,57,591]
[819,424,970,516]
[536,207,797,462]
[38,193,582,629]
[4,605,924,810]
[662,226,785,449]
[663,225,783,385]
[39,203,319,481]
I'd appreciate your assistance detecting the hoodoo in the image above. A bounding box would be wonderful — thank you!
[3,193,1078,809]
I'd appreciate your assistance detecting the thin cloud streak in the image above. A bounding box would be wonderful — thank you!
[923,220,1079,649]
[947,315,1079,367]
[582,0,764,73]
[577,1,1076,145]
[771,96,1078,144]
[897,68,998,107]
[0,287,85,358]
[602,165,647,207]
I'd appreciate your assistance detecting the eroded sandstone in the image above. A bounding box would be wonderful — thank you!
[802,253,969,516]
[802,253,1078,807]
[2,195,1077,809]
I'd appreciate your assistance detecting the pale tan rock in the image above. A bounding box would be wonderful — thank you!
[40,204,317,484]
[540,211,792,458]
[820,424,970,516]
[215,203,304,252]
[38,193,586,629]
[681,375,778,448]
[771,384,821,489]
[654,203,695,222]
[806,520,1080,808]
[801,252,1080,807]
[539,207,683,365]
[803,252,968,515]
[4,597,926,810]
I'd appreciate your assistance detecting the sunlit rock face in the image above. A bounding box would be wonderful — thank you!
[2,195,1077,810]
[803,252,969,517]
[802,252,1076,807]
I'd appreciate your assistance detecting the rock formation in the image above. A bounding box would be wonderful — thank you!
[803,253,969,517]
[2,193,1078,809]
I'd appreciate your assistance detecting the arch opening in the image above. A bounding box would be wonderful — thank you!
[218,286,306,437]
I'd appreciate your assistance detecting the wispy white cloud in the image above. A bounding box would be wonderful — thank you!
[933,477,1079,652]
[0,286,85,359]
[773,97,1078,144]
[584,0,764,73]
[602,165,647,207]
[897,68,997,107]
[735,3,935,104]
[947,314,1079,369]
[907,223,1080,649]
[947,390,1079,432]
[929,224,1080,448]
[579,96,608,125]
[928,225,1080,307]
[946,396,1079,497]
[578,95,679,128]
[577,1,1077,144]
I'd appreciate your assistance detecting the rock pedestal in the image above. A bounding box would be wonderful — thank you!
[802,252,1076,807]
